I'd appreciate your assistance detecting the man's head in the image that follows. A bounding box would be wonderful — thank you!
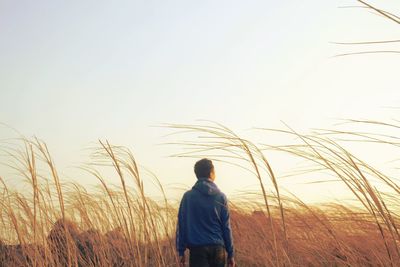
[194,158,215,181]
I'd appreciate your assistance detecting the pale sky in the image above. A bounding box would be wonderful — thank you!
[1,1,399,203]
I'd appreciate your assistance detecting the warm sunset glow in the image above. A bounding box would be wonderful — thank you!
[1,1,399,266]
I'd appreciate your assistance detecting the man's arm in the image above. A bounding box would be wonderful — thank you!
[220,194,234,260]
[176,194,187,258]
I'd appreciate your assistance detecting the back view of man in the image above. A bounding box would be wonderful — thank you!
[176,158,235,267]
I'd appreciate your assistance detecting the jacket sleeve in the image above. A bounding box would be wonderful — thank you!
[220,194,234,258]
[176,194,187,256]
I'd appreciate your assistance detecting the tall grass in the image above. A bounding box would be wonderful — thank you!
[0,119,400,266]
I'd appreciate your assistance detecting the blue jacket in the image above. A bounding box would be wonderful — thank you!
[176,178,234,258]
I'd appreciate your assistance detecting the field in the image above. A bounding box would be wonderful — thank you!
[1,120,400,266]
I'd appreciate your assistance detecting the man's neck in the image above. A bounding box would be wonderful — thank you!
[198,177,213,182]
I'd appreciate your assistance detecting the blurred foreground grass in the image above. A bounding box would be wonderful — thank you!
[1,120,400,266]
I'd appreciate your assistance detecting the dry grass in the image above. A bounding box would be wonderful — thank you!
[0,119,400,266]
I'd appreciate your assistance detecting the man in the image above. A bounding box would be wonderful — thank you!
[176,158,235,267]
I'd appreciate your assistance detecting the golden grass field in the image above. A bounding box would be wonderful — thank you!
[1,120,400,267]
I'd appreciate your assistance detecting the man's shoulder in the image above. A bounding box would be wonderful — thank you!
[217,191,228,203]
[182,188,196,199]
[183,188,227,199]
[184,188,194,195]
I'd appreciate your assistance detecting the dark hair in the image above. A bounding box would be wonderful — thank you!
[194,158,214,179]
